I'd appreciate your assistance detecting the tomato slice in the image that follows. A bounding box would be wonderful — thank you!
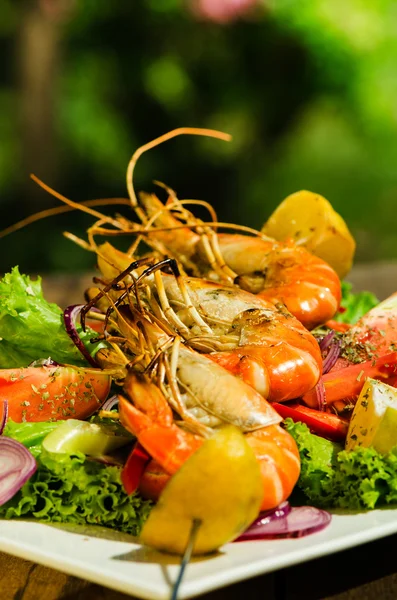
[0,365,111,422]
[121,442,151,495]
[272,402,348,442]
[302,351,397,409]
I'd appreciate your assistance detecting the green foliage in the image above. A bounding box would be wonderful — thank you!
[1,1,397,272]
[285,418,397,510]
[1,419,151,534]
[0,267,104,367]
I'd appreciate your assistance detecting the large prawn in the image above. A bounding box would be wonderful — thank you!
[6,128,341,330]
[120,128,342,330]
[132,189,341,330]
[90,286,300,512]
[85,245,322,402]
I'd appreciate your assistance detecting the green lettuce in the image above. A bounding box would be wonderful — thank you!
[3,419,61,457]
[0,266,103,368]
[334,281,378,325]
[285,419,397,510]
[0,421,151,534]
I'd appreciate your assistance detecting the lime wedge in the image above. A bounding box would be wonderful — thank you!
[42,419,132,456]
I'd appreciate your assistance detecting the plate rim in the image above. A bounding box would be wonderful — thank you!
[2,509,397,599]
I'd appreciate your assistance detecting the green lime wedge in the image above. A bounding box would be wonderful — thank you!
[42,419,132,456]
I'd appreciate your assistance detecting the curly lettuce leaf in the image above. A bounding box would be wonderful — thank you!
[1,420,151,534]
[3,419,61,457]
[285,418,397,510]
[0,267,103,368]
[334,281,378,325]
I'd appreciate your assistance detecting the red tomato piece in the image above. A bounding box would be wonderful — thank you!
[302,352,397,409]
[0,365,111,422]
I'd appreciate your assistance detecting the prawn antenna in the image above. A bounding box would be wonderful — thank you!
[126,127,232,217]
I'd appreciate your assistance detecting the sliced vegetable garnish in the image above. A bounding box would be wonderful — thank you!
[273,403,348,441]
[42,419,132,456]
[322,340,341,374]
[254,501,291,525]
[0,365,111,422]
[236,506,331,541]
[63,305,100,367]
[303,351,397,408]
[318,331,336,352]
[0,400,8,435]
[0,437,36,505]
[314,380,326,412]
[122,442,151,496]
[102,395,119,412]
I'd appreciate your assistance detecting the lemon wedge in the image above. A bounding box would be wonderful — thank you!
[262,190,356,279]
[139,425,263,555]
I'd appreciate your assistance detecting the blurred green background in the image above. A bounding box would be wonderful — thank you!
[1,0,397,275]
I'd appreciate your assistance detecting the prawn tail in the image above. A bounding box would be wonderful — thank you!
[246,425,301,511]
[118,380,202,475]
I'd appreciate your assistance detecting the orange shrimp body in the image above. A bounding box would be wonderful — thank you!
[118,372,300,512]
[141,271,323,402]
[207,235,342,330]
[206,306,322,402]
[245,426,301,510]
[138,193,341,330]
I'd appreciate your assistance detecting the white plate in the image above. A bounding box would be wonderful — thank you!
[1,509,397,599]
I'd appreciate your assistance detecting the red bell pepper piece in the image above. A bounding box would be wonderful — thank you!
[272,402,348,442]
[121,442,151,496]
[325,319,352,333]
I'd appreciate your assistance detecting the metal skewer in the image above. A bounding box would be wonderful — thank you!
[170,519,202,600]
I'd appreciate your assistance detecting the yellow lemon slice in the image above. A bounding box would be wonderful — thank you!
[139,425,263,555]
[262,190,356,279]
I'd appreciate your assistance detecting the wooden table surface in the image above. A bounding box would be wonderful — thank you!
[3,263,397,600]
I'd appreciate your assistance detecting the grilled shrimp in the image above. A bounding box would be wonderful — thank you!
[88,245,322,401]
[118,366,300,512]
[16,128,340,330]
[136,191,341,330]
[82,263,301,511]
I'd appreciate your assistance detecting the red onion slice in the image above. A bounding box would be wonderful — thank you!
[28,357,60,368]
[236,506,331,541]
[322,340,341,374]
[314,378,326,412]
[63,305,99,367]
[318,331,335,352]
[251,501,291,527]
[0,437,37,505]
[101,395,119,412]
[0,400,8,435]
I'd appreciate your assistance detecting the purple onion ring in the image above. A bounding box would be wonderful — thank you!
[315,379,326,412]
[235,506,331,541]
[63,304,100,368]
[318,331,335,352]
[101,395,119,412]
[0,437,37,505]
[322,340,342,375]
[0,400,8,435]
